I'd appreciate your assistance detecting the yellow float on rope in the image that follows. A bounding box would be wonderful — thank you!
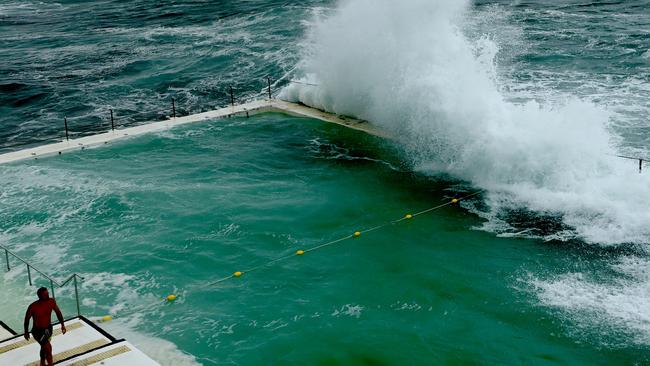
[234,271,243,277]
[353,231,361,237]
[405,214,413,219]
[166,294,177,302]
[101,315,112,322]
[296,250,305,255]
[451,198,459,204]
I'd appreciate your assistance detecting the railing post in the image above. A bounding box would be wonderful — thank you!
[229,86,234,107]
[110,109,115,131]
[73,275,81,316]
[172,98,176,119]
[27,265,32,286]
[267,77,272,100]
[64,117,69,141]
[50,279,55,299]
[4,249,9,271]
[640,159,643,174]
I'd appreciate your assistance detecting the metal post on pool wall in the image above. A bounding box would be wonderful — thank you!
[64,117,69,141]
[110,109,115,131]
[229,86,235,107]
[640,159,643,174]
[73,275,81,316]
[172,97,176,119]
[4,249,9,271]
[50,279,55,299]
[27,265,32,286]
[267,77,272,100]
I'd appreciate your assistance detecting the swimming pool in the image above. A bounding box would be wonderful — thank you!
[1,113,646,365]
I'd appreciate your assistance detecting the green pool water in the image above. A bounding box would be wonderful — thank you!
[0,114,647,365]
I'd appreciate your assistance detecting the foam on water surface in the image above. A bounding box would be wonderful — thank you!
[530,255,650,347]
[2,1,650,364]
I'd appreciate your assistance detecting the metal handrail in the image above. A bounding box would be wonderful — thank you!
[1,243,84,317]
[615,154,647,173]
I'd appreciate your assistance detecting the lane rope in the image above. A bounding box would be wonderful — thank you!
[208,190,483,285]
[95,190,482,320]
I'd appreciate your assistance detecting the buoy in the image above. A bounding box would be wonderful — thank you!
[405,214,413,219]
[296,250,305,255]
[451,198,459,204]
[234,271,243,277]
[101,315,112,322]
[354,231,361,237]
[166,294,177,302]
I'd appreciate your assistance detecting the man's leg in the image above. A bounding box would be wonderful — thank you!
[39,344,45,366]
[44,342,53,366]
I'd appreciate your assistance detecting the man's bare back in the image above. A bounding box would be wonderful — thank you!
[24,287,66,366]
[26,298,60,329]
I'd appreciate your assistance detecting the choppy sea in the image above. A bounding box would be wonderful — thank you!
[1,1,649,365]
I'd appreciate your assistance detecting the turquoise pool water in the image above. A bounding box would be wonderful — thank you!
[1,113,648,365]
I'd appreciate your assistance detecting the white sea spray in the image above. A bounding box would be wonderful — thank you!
[281,0,650,247]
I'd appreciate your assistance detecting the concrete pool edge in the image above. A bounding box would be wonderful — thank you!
[0,99,389,165]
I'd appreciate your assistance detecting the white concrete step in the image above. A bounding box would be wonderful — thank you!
[57,341,157,366]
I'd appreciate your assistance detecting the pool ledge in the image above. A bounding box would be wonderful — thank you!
[0,99,388,165]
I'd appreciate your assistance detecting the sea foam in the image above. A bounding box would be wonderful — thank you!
[280,0,650,247]
[530,256,650,346]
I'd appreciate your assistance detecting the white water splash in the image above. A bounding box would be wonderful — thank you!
[281,0,650,246]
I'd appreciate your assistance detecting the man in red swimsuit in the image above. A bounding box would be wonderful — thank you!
[24,287,67,366]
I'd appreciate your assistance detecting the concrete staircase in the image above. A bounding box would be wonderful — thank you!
[0,317,160,366]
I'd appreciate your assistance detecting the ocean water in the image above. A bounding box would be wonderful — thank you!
[1,1,650,365]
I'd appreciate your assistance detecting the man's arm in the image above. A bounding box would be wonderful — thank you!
[52,300,66,334]
[23,304,32,340]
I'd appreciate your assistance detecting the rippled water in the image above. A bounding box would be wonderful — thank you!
[1,1,649,365]
[0,0,330,149]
